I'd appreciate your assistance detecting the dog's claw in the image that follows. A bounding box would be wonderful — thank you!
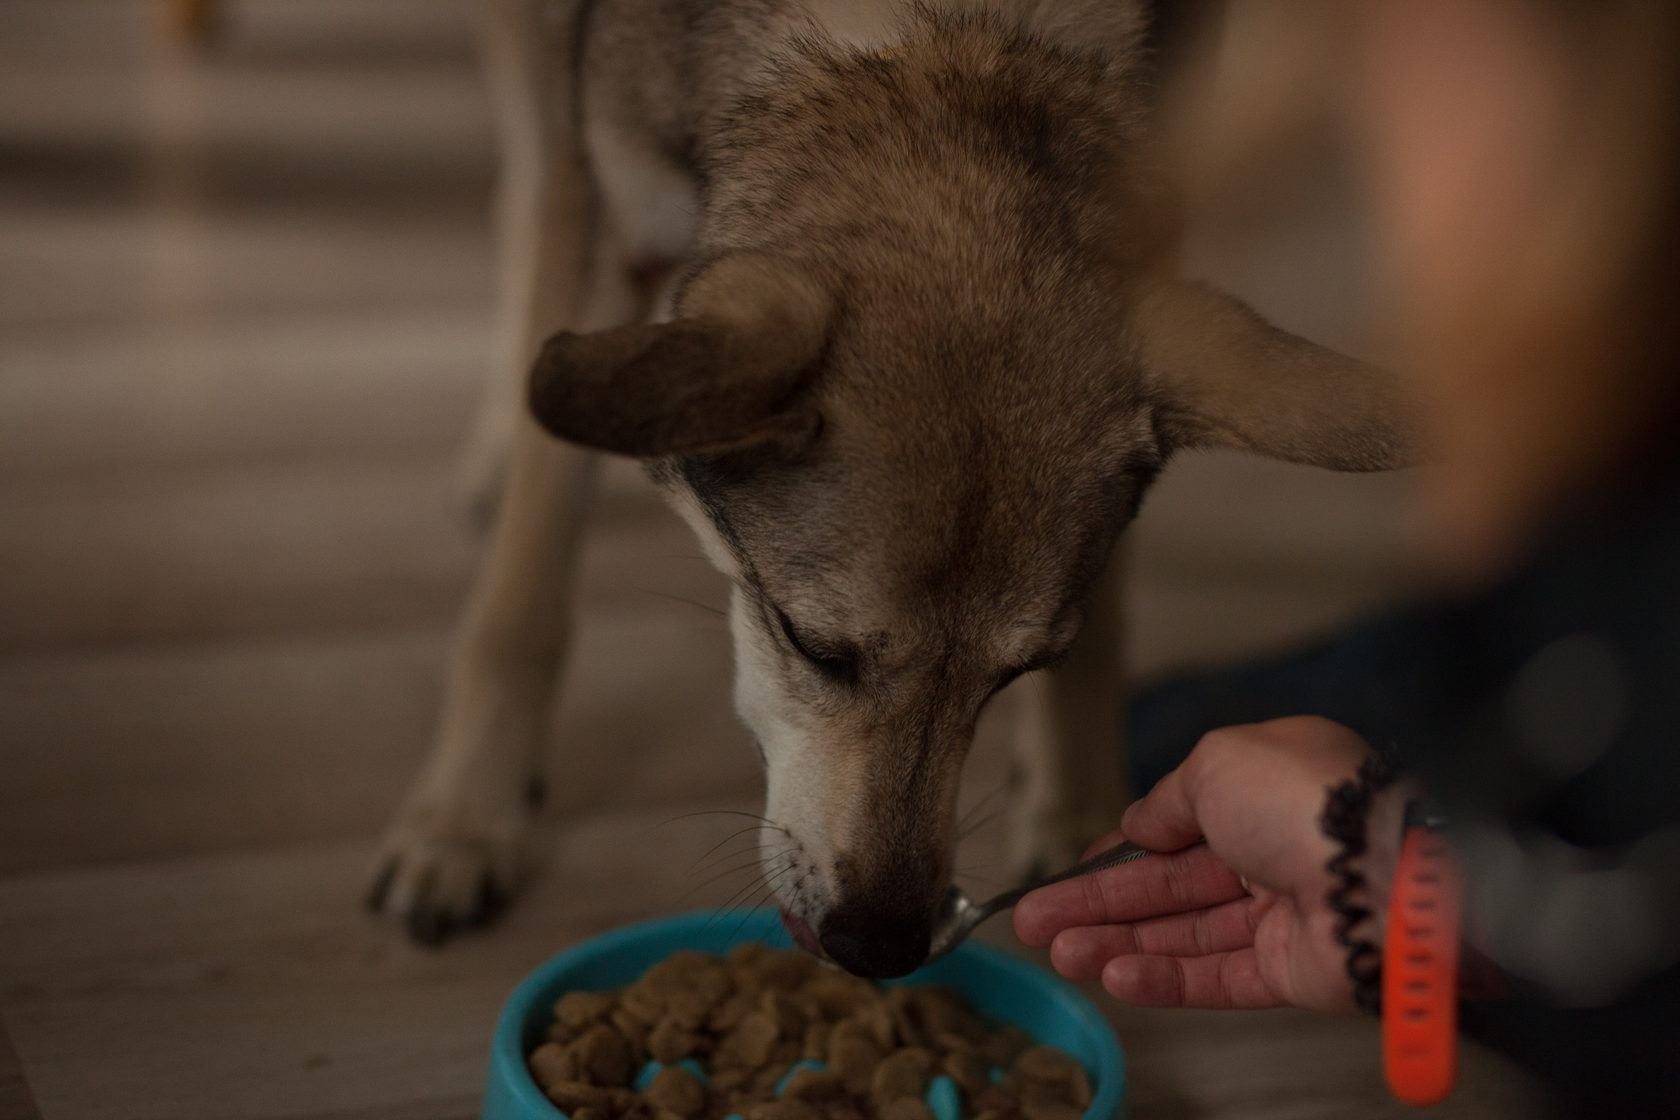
[364,859,397,914]
[366,806,528,945]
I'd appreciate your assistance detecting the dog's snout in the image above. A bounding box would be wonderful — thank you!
[818,900,932,979]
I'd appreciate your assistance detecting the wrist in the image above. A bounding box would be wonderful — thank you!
[1319,751,1405,1016]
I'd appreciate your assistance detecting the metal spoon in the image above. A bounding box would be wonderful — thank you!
[924,841,1153,964]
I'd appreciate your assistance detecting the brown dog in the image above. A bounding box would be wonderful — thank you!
[369,0,1411,976]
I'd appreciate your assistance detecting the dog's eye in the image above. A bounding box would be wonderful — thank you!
[775,610,858,683]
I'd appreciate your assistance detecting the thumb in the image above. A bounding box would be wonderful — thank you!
[1118,762,1207,853]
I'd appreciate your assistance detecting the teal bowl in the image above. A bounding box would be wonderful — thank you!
[482,909,1126,1120]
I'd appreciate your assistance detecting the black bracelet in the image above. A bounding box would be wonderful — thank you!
[1320,751,1399,1016]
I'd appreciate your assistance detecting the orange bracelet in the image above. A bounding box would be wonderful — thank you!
[1382,802,1463,1106]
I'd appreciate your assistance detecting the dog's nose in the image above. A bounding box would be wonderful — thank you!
[818,903,932,979]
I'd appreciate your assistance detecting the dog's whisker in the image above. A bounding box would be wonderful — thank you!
[636,587,728,618]
[957,806,1007,843]
[678,854,779,901]
[651,808,776,831]
[684,826,775,873]
[692,846,796,906]
[957,782,1009,832]
[724,863,798,925]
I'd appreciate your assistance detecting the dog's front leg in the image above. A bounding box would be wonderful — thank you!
[457,0,588,525]
[370,421,598,943]
[1010,545,1133,877]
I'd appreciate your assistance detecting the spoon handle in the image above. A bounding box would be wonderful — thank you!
[980,840,1153,918]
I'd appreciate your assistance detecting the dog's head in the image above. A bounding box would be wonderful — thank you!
[528,245,1409,976]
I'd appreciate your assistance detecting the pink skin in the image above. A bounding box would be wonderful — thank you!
[1013,717,1374,1015]
[780,908,824,958]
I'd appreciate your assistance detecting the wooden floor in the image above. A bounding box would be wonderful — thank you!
[0,3,1544,1118]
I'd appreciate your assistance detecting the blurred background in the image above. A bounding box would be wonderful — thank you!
[0,2,1541,1117]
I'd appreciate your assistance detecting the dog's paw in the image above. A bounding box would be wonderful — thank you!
[365,798,531,946]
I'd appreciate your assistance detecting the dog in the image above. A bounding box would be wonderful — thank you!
[366,0,1411,978]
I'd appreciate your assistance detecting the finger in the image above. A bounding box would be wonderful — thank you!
[1101,948,1285,1010]
[1117,760,1207,854]
[1081,828,1131,861]
[1013,843,1244,946]
[1046,896,1261,980]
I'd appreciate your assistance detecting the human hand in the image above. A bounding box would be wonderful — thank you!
[1013,717,1379,1014]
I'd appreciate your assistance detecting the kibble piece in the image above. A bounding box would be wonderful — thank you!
[943,1048,992,1097]
[1019,1089,1084,1120]
[756,950,817,992]
[826,1022,882,1095]
[869,1047,936,1107]
[576,1023,637,1087]
[528,1040,580,1089]
[803,970,879,1018]
[666,989,712,1033]
[727,941,774,969]
[981,1025,1033,1069]
[610,1007,653,1057]
[642,1066,706,1118]
[556,990,618,1029]
[571,1108,608,1120]
[760,988,807,1040]
[708,1065,752,1094]
[780,1066,845,1101]
[1013,1045,1091,1105]
[543,1079,614,1113]
[708,990,759,1035]
[801,1021,832,1062]
[744,1099,819,1120]
[715,1009,781,1071]
[881,1099,936,1120]
[750,1061,793,1093]
[647,1016,700,1064]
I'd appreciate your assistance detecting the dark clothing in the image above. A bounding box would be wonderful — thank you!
[1128,459,1680,1117]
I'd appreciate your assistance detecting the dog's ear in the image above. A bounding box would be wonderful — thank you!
[527,254,831,457]
[1132,277,1415,471]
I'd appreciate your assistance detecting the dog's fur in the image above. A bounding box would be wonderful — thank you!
[369,0,1411,976]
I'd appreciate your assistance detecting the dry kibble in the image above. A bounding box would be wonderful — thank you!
[761,988,807,1040]
[1019,1089,1084,1120]
[667,989,713,1032]
[781,1067,846,1101]
[828,1036,881,1094]
[611,1007,652,1056]
[576,1023,636,1087]
[801,1020,832,1061]
[715,1009,780,1070]
[556,990,619,1030]
[530,947,1094,1120]
[708,990,758,1035]
[804,970,878,1017]
[528,1040,579,1089]
[943,1047,992,1096]
[859,1003,898,1051]
[543,1079,614,1112]
[981,1025,1033,1069]
[882,1100,936,1120]
[1013,1044,1091,1105]
[869,1047,936,1106]
[744,1099,819,1120]
[648,1017,699,1064]
[643,1066,706,1118]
